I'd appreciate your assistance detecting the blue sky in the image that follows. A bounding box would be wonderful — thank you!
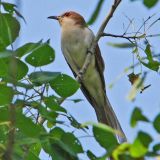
[5,0,160,159]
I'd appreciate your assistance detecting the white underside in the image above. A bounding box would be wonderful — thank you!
[61,25,105,106]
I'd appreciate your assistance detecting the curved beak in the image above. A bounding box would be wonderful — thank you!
[48,16,59,20]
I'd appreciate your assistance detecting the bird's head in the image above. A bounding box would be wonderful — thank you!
[48,11,86,28]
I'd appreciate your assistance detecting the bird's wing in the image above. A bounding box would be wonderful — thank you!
[94,44,106,92]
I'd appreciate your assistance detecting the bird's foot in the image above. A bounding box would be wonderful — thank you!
[87,49,93,54]
[77,70,83,82]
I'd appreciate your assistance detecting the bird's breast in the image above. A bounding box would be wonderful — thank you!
[61,27,94,73]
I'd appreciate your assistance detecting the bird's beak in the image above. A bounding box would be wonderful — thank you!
[48,16,59,20]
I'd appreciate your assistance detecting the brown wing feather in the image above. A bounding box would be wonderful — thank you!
[94,44,106,93]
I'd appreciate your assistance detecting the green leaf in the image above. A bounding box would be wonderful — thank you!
[0,50,14,58]
[145,44,153,62]
[16,112,43,137]
[113,143,131,160]
[141,44,160,71]
[141,60,160,71]
[25,143,41,160]
[50,127,65,140]
[130,138,147,158]
[92,123,118,152]
[0,2,16,14]
[0,2,25,22]
[137,131,152,148]
[38,106,58,125]
[50,74,80,97]
[0,85,14,105]
[0,13,20,51]
[107,42,136,48]
[25,43,55,67]
[130,131,152,158]
[153,114,160,133]
[29,71,60,86]
[153,143,160,152]
[60,133,83,154]
[44,96,67,113]
[143,0,159,8]
[0,57,28,80]
[130,107,149,127]
[15,41,42,57]
[87,150,98,160]
[87,0,104,25]
[45,128,83,160]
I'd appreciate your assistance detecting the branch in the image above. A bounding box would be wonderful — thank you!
[101,33,144,40]
[3,105,16,160]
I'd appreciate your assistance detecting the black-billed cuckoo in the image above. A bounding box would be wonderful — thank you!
[48,11,127,143]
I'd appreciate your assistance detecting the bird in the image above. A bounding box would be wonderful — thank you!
[48,11,127,143]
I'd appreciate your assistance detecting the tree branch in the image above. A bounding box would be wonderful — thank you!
[3,105,16,160]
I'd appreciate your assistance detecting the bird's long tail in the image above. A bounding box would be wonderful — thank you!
[94,96,127,144]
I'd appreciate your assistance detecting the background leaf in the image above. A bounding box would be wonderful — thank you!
[0,85,13,105]
[0,58,28,81]
[25,43,55,67]
[130,107,149,127]
[153,114,160,133]
[15,41,43,57]
[29,71,60,86]
[143,0,159,8]
[50,74,80,97]
[87,0,104,25]
[92,123,118,152]
[0,13,20,51]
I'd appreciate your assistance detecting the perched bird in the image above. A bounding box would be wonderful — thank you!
[48,11,127,143]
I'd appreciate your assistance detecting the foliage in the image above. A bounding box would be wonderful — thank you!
[131,0,159,8]
[0,1,160,160]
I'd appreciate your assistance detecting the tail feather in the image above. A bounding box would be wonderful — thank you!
[94,96,127,143]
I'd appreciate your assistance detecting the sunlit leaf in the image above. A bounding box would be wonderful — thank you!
[50,74,80,97]
[130,131,152,158]
[113,143,131,160]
